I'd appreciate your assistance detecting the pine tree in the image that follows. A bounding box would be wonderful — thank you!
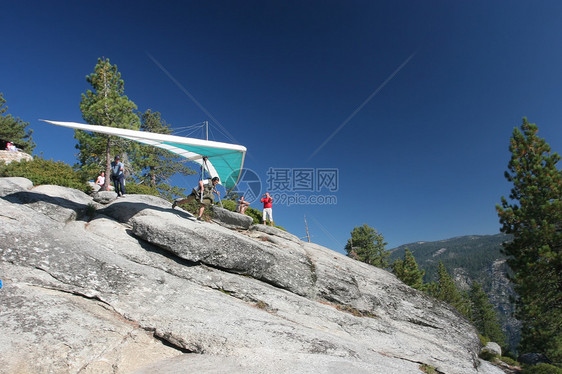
[496,118,562,361]
[469,282,506,347]
[78,57,140,189]
[130,109,195,199]
[429,261,471,318]
[0,93,35,153]
[345,224,389,268]
[392,248,425,290]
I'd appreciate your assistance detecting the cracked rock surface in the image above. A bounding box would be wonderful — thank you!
[0,178,503,374]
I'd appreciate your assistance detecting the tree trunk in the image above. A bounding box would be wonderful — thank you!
[103,136,111,191]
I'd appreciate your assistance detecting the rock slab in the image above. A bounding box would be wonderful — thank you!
[0,177,504,374]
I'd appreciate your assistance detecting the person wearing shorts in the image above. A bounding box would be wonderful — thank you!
[173,177,220,220]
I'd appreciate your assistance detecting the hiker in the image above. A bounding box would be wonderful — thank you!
[173,176,220,220]
[236,195,250,215]
[261,192,274,226]
[111,155,126,197]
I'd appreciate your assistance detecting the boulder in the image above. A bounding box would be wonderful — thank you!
[250,223,303,243]
[92,190,118,204]
[0,176,33,196]
[129,211,316,297]
[211,205,253,230]
[88,181,115,192]
[481,342,502,358]
[2,184,95,223]
[0,149,33,165]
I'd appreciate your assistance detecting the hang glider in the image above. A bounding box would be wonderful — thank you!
[40,120,246,190]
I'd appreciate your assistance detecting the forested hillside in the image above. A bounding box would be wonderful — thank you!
[389,234,510,282]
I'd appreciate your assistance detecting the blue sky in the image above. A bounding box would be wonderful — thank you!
[3,1,562,252]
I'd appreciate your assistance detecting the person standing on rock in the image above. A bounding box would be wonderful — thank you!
[172,177,220,220]
[111,155,126,197]
[261,192,274,226]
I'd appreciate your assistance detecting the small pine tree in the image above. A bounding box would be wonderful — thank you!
[469,282,506,347]
[345,224,389,268]
[392,248,425,290]
[430,261,471,318]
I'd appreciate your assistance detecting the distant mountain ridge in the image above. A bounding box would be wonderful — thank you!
[389,233,520,351]
[389,233,510,283]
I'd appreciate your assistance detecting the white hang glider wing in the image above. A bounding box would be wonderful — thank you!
[40,120,247,190]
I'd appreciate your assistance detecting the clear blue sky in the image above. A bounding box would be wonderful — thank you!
[3,1,562,252]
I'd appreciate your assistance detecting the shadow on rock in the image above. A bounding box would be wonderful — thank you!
[98,200,197,223]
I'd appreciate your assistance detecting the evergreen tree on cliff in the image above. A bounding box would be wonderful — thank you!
[78,58,140,189]
[392,248,425,290]
[428,261,471,318]
[469,282,506,347]
[130,109,195,199]
[0,93,35,153]
[345,224,389,268]
[496,118,562,361]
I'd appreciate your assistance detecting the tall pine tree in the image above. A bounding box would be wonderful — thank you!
[345,224,389,268]
[0,93,35,153]
[496,118,562,361]
[78,58,140,189]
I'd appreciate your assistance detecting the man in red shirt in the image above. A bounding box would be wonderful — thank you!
[261,192,274,226]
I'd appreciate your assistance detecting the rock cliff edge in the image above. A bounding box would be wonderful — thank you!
[0,177,503,374]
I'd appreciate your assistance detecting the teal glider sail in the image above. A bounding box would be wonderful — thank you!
[40,120,247,190]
